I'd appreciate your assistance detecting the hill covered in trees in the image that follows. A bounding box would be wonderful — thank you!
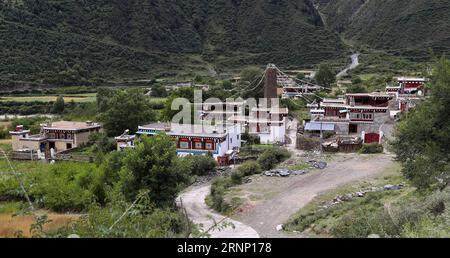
[314,0,450,59]
[0,0,345,87]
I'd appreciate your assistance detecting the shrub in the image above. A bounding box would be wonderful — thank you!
[360,143,384,154]
[231,171,243,185]
[237,160,262,177]
[257,147,291,170]
[241,132,260,145]
[209,177,233,213]
[185,155,217,176]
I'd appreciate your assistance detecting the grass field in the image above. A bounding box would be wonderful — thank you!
[0,93,97,103]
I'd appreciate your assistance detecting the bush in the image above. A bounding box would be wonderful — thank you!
[237,160,262,177]
[332,209,399,238]
[231,171,243,185]
[257,147,291,170]
[360,143,384,154]
[241,132,260,145]
[209,177,233,213]
[185,155,217,176]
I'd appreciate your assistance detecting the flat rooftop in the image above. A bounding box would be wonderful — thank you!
[139,122,238,138]
[395,77,426,82]
[346,92,392,98]
[43,121,101,130]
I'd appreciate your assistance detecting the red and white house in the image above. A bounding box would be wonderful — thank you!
[387,77,427,115]
[116,122,241,166]
[308,93,393,144]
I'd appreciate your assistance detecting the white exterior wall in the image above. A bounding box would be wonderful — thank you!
[216,124,241,158]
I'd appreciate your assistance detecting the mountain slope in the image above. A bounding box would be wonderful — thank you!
[0,0,345,86]
[314,0,450,59]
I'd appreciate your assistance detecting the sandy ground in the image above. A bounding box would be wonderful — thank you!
[235,153,395,238]
[177,185,259,238]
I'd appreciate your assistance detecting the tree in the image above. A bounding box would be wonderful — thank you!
[257,147,291,170]
[52,96,65,114]
[151,84,168,98]
[296,73,305,80]
[222,80,233,90]
[315,64,336,88]
[185,155,217,176]
[239,66,264,98]
[98,89,155,136]
[96,88,116,113]
[392,57,450,190]
[346,84,368,93]
[119,134,191,207]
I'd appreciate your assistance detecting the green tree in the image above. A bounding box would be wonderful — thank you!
[96,88,116,113]
[296,73,305,80]
[222,80,233,90]
[315,64,336,88]
[185,155,217,176]
[392,57,450,190]
[52,96,65,114]
[240,66,264,98]
[98,89,155,136]
[119,134,191,207]
[257,147,291,170]
[151,84,168,98]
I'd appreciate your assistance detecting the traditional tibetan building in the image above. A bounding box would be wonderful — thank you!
[229,106,289,144]
[307,93,393,143]
[386,76,427,114]
[10,121,102,159]
[116,122,241,165]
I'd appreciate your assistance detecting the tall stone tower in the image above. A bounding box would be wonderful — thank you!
[264,64,278,101]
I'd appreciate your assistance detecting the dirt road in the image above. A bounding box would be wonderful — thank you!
[177,185,259,238]
[234,153,395,238]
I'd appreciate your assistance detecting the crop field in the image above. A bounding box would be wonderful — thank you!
[0,212,79,238]
[0,93,97,103]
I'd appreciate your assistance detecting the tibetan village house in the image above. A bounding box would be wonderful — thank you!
[307,93,393,144]
[386,76,427,114]
[229,106,289,144]
[115,122,241,166]
[10,121,102,159]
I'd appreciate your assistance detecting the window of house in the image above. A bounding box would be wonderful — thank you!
[205,142,214,150]
[66,143,72,149]
[179,141,189,149]
[194,142,203,149]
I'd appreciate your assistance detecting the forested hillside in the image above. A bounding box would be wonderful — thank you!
[314,0,450,59]
[0,0,345,87]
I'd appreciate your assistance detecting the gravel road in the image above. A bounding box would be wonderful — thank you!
[177,185,259,238]
[235,153,395,238]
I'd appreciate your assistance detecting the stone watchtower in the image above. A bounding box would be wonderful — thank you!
[264,64,278,101]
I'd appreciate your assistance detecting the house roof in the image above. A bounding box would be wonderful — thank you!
[43,121,101,131]
[305,122,335,131]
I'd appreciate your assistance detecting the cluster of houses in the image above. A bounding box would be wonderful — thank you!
[9,73,427,164]
[304,77,427,145]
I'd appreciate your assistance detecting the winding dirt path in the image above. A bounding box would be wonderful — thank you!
[177,185,259,238]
